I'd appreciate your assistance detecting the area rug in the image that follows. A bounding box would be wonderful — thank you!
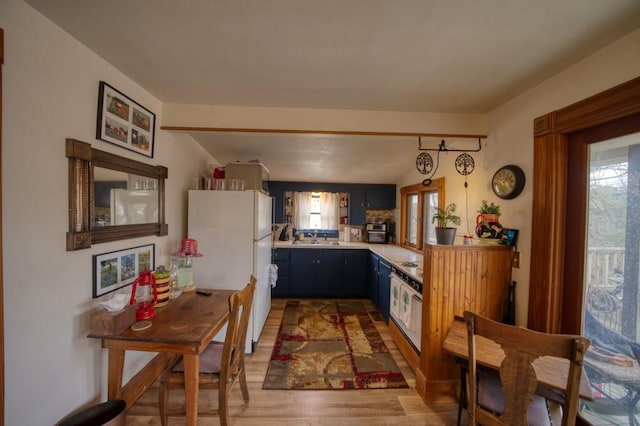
[263,300,408,390]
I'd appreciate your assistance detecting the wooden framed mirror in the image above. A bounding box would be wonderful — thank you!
[66,138,168,250]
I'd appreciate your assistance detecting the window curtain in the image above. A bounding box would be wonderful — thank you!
[293,191,339,229]
[319,192,340,229]
[293,191,312,229]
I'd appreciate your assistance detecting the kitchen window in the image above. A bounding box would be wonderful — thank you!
[400,178,445,252]
[293,191,340,231]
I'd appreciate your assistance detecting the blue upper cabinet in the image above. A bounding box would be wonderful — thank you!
[349,188,366,225]
[269,181,395,226]
[268,181,285,223]
[365,186,396,210]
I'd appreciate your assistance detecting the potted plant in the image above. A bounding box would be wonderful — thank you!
[476,200,503,239]
[478,200,501,219]
[432,203,461,245]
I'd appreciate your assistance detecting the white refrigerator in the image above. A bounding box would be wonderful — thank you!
[188,190,272,352]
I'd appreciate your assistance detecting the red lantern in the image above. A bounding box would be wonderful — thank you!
[129,270,158,321]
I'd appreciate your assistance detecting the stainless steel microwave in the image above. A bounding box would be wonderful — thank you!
[366,222,387,243]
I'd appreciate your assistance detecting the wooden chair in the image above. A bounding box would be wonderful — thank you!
[463,311,590,426]
[158,276,257,426]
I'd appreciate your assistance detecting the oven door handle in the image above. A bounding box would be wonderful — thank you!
[412,294,422,303]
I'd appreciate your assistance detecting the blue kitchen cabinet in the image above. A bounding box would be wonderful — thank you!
[368,252,380,305]
[269,181,396,227]
[365,185,396,210]
[290,249,341,297]
[349,188,367,225]
[272,248,291,297]
[377,259,391,322]
[340,249,368,297]
[269,182,285,223]
[349,185,396,225]
[367,252,390,322]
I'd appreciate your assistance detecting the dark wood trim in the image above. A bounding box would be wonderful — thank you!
[0,26,5,426]
[161,125,487,140]
[65,138,168,250]
[561,113,640,334]
[528,76,640,333]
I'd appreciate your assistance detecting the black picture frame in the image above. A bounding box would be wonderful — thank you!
[96,81,156,158]
[92,243,155,298]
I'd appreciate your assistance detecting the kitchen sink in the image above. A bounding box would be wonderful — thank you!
[292,240,340,246]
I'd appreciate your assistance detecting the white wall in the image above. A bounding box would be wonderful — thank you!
[2,0,640,423]
[399,27,640,326]
[0,1,214,424]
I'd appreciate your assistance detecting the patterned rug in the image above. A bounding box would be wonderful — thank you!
[263,300,408,390]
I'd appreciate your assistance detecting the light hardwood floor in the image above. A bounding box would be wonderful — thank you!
[125,298,461,425]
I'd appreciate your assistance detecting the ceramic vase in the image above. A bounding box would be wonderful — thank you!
[435,227,457,245]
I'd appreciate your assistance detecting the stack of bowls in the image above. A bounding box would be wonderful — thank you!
[154,266,171,308]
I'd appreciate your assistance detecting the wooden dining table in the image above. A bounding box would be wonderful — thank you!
[88,289,233,426]
[442,318,593,401]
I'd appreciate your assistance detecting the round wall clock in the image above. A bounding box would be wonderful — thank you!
[491,165,525,199]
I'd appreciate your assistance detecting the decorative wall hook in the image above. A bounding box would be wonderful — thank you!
[418,137,482,153]
[416,137,481,186]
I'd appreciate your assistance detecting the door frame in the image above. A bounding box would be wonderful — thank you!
[528,76,640,333]
[1,26,5,426]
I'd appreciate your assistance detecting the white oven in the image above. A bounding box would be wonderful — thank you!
[389,268,422,353]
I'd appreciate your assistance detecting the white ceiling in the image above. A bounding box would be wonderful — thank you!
[25,0,640,183]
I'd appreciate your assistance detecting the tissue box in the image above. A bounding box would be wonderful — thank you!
[90,305,136,336]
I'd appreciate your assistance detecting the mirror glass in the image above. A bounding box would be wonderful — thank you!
[93,167,158,227]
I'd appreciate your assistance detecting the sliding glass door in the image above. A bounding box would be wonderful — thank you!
[581,133,640,425]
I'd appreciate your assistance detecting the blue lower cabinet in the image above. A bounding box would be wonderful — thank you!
[341,250,368,297]
[368,253,380,305]
[283,248,389,305]
[290,249,341,297]
[272,248,291,298]
[377,260,391,322]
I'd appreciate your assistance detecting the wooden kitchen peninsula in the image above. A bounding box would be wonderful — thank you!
[393,243,513,403]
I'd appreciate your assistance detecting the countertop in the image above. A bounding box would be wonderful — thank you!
[273,240,423,282]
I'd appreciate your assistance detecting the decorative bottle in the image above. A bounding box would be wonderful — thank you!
[177,254,195,292]
[168,258,182,299]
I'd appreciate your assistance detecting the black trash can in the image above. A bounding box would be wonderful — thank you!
[58,399,126,426]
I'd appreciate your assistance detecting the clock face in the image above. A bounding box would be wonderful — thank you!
[492,165,525,199]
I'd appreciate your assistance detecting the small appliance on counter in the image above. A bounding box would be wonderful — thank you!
[366,222,387,243]
[386,221,396,244]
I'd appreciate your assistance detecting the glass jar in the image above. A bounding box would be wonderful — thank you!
[168,258,182,299]
[177,255,195,292]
